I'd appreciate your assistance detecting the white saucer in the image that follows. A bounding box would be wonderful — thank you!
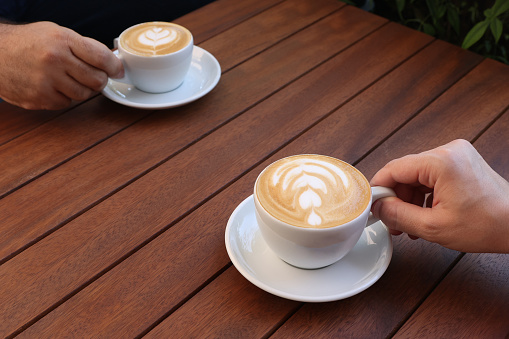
[102,46,221,109]
[225,195,393,302]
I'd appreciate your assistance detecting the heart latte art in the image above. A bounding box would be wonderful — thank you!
[120,22,192,56]
[256,155,371,228]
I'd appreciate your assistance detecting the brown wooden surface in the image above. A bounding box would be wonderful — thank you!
[1,1,508,338]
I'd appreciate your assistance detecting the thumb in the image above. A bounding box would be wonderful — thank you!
[372,196,433,237]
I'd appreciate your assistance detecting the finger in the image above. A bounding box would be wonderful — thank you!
[54,74,94,102]
[65,58,109,92]
[392,183,428,206]
[68,34,123,78]
[371,196,434,237]
[370,153,436,189]
[389,229,403,236]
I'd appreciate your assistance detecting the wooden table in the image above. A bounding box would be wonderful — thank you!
[1,0,508,337]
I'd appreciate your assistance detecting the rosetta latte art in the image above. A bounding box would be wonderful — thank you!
[256,155,370,228]
[139,27,177,50]
[120,22,192,56]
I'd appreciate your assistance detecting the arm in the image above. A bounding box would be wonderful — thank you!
[370,139,509,253]
[0,21,123,110]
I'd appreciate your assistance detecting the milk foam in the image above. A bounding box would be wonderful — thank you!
[138,27,178,49]
[256,155,370,228]
[120,22,191,56]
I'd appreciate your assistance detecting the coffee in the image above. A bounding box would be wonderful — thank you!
[120,22,192,57]
[255,155,371,228]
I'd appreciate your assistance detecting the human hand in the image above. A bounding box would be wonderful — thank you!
[0,21,124,110]
[370,139,509,253]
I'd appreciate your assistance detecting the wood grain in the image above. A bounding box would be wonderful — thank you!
[0,3,388,333]
[475,107,509,180]
[0,0,288,199]
[0,2,368,265]
[135,37,485,339]
[267,57,509,339]
[15,25,430,336]
[356,58,509,180]
[0,0,281,145]
[142,36,484,339]
[9,19,427,338]
[394,253,509,338]
[145,269,302,338]
[0,100,147,197]
[200,0,344,71]
[155,43,507,339]
[393,107,509,339]
[263,39,482,166]
[3,1,508,338]
[0,104,65,146]
[175,0,286,43]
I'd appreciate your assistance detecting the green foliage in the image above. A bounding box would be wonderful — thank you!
[346,0,509,64]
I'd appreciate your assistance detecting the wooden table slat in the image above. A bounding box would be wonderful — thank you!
[0,0,283,145]
[143,269,301,338]
[6,19,431,338]
[268,59,509,339]
[2,1,509,337]
[356,58,509,180]
[175,0,286,43]
[392,109,509,338]
[0,3,374,266]
[0,102,147,198]
[0,106,66,146]
[394,253,509,338]
[200,0,344,72]
[475,107,509,178]
[0,0,341,204]
[145,40,487,339]
[146,46,506,339]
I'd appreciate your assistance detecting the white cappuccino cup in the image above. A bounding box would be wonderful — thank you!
[114,22,194,93]
[254,154,395,269]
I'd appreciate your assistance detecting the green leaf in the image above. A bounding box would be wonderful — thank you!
[484,8,494,19]
[396,0,406,16]
[426,0,440,22]
[447,6,460,36]
[484,39,492,53]
[468,6,478,22]
[437,4,447,19]
[492,0,509,17]
[490,18,503,43]
[501,45,507,58]
[462,20,490,49]
[423,23,436,36]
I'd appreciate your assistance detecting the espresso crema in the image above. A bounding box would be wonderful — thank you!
[120,22,192,56]
[256,155,371,228]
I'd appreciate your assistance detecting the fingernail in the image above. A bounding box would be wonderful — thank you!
[112,68,124,79]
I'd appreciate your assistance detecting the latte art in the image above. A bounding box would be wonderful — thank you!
[120,22,192,56]
[256,155,370,228]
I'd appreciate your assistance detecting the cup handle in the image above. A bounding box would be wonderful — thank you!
[366,186,396,227]
[112,38,131,84]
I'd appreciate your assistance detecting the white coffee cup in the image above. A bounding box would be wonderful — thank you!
[114,22,194,93]
[254,155,395,269]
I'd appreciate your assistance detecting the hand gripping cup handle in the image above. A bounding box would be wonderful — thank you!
[113,38,131,85]
[367,186,396,227]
